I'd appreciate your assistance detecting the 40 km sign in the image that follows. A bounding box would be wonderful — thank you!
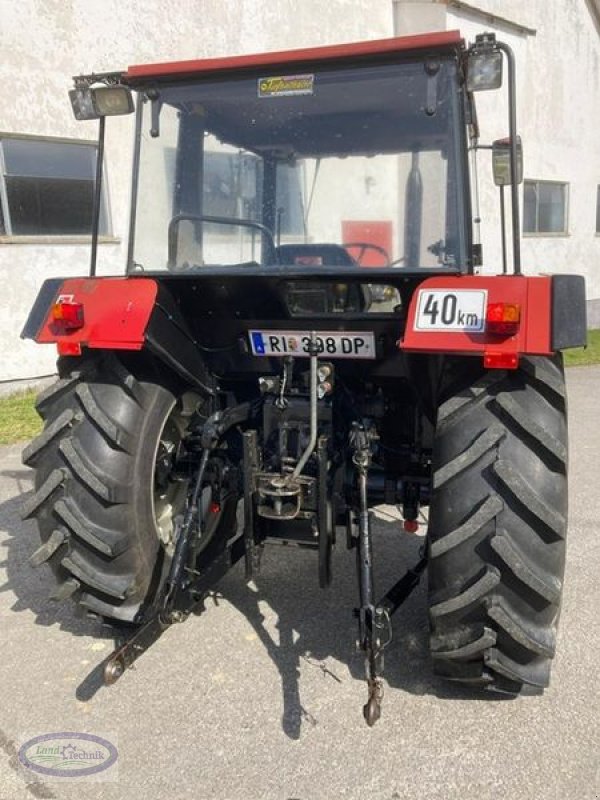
[414,289,487,332]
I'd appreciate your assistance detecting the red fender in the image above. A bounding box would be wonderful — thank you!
[400,275,553,368]
[24,277,158,354]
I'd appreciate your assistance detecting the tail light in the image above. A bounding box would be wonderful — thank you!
[57,341,83,356]
[486,302,520,335]
[51,300,84,331]
[484,351,519,370]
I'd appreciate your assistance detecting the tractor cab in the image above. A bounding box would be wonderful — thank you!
[126,34,470,278]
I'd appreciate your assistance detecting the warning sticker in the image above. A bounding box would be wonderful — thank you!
[258,74,314,98]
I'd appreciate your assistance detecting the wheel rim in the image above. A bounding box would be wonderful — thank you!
[151,397,194,550]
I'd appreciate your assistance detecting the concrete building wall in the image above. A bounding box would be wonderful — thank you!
[2,0,598,384]
[0,0,393,382]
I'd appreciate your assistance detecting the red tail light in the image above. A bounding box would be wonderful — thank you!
[51,300,84,331]
[486,302,520,335]
[57,341,83,356]
[484,351,519,370]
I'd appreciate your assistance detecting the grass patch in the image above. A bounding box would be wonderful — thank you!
[0,390,42,446]
[563,329,600,367]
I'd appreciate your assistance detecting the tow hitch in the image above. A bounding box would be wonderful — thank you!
[350,422,427,725]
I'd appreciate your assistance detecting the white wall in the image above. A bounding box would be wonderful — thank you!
[3,0,598,384]
[0,0,393,382]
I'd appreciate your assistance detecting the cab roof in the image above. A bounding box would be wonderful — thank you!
[125,30,463,84]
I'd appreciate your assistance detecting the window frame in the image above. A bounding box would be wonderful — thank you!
[0,132,115,243]
[596,184,600,235]
[522,178,569,237]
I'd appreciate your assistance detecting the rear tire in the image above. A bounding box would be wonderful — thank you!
[427,355,567,694]
[22,352,232,623]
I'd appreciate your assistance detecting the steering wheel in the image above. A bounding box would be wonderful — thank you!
[343,241,391,266]
[167,213,276,269]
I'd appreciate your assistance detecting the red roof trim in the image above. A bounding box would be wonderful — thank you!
[126,30,463,82]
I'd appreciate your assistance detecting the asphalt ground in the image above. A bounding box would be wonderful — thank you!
[0,366,599,800]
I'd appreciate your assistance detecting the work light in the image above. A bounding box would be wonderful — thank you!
[467,33,503,92]
[69,86,134,120]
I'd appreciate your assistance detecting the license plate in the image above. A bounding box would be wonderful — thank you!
[249,330,376,359]
[414,289,487,332]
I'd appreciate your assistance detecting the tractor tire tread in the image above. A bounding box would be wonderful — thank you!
[58,437,127,504]
[22,468,65,519]
[75,383,134,452]
[491,529,562,603]
[60,553,133,600]
[494,391,567,467]
[430,626,497,660]
[22,355,170,622]
[487,597,556,657]
[492,459,566,540]
[28,528,67,567]
[429,567,501,618]
[428,355,567,695]
[484,648,551,688]
[436,372,502,433]
[22,409,77,466]
[54,497,128,558]
[430,494,503,557]
[433,424,505,489]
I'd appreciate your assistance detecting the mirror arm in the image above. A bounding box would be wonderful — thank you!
[90,115,105,278]
[496,40,521,275]
[126,99,144,273]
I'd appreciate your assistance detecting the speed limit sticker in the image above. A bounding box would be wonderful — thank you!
[414,289,487,332]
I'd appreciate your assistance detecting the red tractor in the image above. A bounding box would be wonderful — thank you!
[21,30,585,725]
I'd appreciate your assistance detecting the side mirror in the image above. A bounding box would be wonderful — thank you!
[492,136,523,186]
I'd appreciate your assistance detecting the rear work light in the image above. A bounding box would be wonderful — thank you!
[51,299,84,331]
[486,302,520,335]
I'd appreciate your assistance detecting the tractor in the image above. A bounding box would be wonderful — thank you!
[20,30,586,725]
